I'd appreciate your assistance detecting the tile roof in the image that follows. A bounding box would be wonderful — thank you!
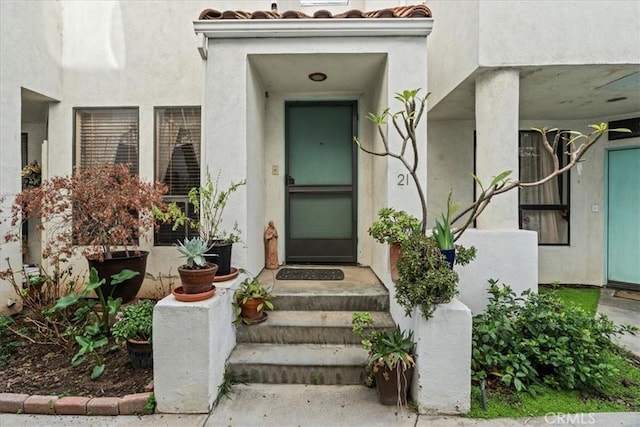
[198,5,432,20]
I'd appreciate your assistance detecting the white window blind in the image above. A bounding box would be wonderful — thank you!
[74,108,139,173]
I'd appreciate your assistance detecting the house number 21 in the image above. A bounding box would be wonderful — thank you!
[397,174,410,186]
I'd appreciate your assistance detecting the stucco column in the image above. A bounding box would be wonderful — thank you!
[474,69,520,229]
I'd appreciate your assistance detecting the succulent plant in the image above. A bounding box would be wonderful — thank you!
[176,237,215,268]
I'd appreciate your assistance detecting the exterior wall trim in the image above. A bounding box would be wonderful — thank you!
[194,19,433,58]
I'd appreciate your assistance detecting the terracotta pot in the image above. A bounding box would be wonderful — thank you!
[239,297,264,320]
[389,243,401,282]
[87,251,149,303]
[172,285,216,302]
[375,364,414,406]
[177,263,218,294]
[126,339,153,369]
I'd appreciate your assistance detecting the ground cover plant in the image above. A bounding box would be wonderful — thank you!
[468,283,639,418]
[0,264,155,396]
[0,309,153,397]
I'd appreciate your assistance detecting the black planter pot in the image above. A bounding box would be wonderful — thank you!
[126,339,153,369]
[375,364,414,405]
[207,242,233,276]
[87,251,149,304]
[440,248,456,269]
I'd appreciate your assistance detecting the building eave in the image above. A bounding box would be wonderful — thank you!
[193,18,433,59]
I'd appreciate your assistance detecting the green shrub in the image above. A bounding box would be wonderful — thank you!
[472,281,636,393]
[111,299,154,342]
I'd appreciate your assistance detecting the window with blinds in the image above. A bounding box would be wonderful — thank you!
[74,108,139,173]
[154,106,201,245]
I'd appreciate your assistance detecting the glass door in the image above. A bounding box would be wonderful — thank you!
[285,102,357,263]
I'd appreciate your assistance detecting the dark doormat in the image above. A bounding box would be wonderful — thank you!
[276,268,344,281]
[613,290,640,301]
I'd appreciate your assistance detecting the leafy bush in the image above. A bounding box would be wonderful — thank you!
[395,234,475,319]
[112,299,154,342]
[472,281,637,392]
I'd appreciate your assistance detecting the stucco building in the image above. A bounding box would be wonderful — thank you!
[1,0,639,317]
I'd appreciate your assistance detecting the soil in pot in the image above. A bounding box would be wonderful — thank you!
[126,339,153,369]
[178,263,218,294]
[375,364,414,406]
[87,251,148,304]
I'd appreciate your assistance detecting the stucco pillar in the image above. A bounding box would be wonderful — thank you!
[411,298,472,414]
[474,69,520,229]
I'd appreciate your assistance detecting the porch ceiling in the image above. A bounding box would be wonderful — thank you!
[249,53,386,93]
[429,64,640,121]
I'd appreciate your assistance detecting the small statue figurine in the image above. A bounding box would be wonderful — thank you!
[264,221,279,269]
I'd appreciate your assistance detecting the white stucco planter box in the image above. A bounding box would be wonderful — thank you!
[411,298,472,414]
[153,279,238,414]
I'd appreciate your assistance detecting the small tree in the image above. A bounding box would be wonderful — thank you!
[8,163,168,262]
[354,89,628,239]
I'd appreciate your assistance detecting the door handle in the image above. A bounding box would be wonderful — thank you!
[286,175,295,185]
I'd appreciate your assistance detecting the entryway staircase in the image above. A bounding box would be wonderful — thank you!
[227,266,395,385]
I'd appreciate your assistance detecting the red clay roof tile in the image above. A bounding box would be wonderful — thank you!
[198,5,432,21]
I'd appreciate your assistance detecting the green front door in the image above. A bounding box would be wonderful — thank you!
[607,147,640,288]
[285,101,357,263]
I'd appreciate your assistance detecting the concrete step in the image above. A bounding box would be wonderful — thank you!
[227,343,368,385]
[258,267,390,312]
[236,310,395,344]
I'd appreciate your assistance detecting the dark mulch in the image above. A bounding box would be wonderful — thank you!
[0,312,153,398]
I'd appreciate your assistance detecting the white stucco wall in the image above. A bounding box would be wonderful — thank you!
[426,119,475,221]
[478,1,640,67]
[0,0,63,314]
[425,0,480,109]
[427,0,640,112]
[40,1,213,283]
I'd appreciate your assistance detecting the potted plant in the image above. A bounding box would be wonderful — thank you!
[232,272,274,325]
[10,163,168,303]
[395,233,475,319]
[368,207,421,281]
[352,312,415,406]
[432,191,458,268]
[111,299,154,369]
[159,170,245,278]
[175,237,218,297]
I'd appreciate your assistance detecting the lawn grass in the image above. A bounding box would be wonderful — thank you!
[467,352,640,418]
[539,285,601,316]
[467,285,640,418]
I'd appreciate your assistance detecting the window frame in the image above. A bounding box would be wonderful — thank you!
[73,106,140,172]
[153,105,202,246]
[518,130,571,246]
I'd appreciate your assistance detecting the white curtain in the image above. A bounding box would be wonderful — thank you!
[520,132,567,244]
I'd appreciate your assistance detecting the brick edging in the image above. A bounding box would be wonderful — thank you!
[0,391,154,416]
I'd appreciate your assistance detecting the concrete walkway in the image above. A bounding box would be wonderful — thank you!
[597,288,640,358]
[2,287,639,426]
[2,385,639,427]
